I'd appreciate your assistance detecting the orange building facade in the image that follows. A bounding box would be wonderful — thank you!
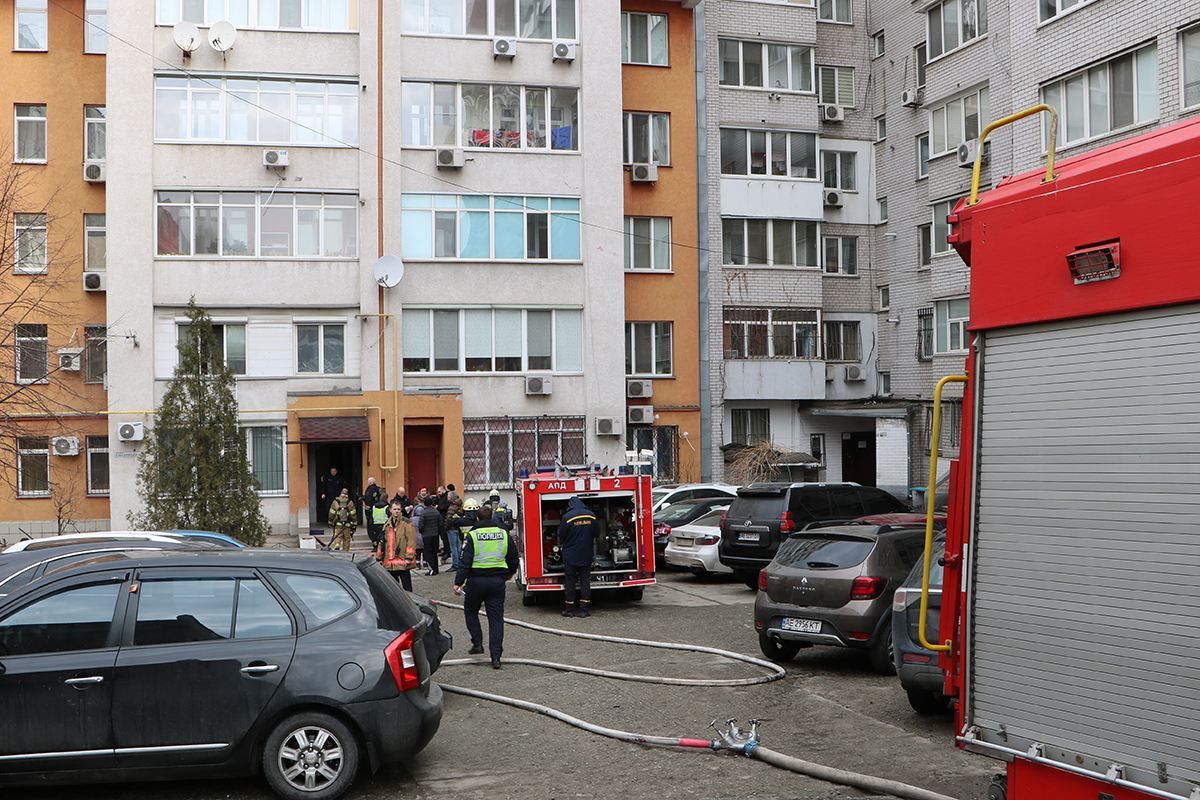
[621,0,701,483]
[0,0,108,539]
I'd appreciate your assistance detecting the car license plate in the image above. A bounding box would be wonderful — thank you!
[675,539,693,547]
[737,531,760,542]
[781,618,822,634]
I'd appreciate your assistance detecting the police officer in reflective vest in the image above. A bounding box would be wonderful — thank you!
[452,505,519,669]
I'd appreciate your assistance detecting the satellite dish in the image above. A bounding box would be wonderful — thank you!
[208,20,238,53]
[172,21,201,55]
[373,256,404,288]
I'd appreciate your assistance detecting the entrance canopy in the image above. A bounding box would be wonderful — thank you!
[297,416,371,443]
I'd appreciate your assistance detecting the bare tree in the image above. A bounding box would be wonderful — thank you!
[50,470,84,535]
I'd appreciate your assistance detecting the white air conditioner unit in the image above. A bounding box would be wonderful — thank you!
[631,163,659,183]
[901,87,923,108]
[628,405,655,425]
[525,375,553,395]
[626,379,654,399]
[263,149,289,167]
[52,436,80,457]
[493,37,517,59]
[83,162,106,183]
[552,40,576,62]
[436,147,465,169]
[844,365,866,381]
[956,139,990,169]
[83,271,106,292]
[58,348,83,372]
[824,189,843,207]
[821,104,845,122]
[825,364,836,381]
[118,421,145,442]
[595,416,624,437]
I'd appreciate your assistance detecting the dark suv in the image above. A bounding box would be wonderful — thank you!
[719,483,908,587]
[0,549,448,800]
[753,521,929,674]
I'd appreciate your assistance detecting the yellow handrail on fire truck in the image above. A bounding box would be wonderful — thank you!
[967,104,1059,205]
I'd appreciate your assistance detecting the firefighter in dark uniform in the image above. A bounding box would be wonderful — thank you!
[453,505,519,669]
[558,496,599,618]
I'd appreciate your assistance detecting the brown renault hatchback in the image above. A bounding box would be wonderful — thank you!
[752,521,928,674]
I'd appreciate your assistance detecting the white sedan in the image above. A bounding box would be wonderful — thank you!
[663,509,732,576]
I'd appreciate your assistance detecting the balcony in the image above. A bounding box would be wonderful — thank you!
[724,359,825,401]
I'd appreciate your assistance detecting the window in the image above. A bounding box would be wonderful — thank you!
[935,297,969,353]
[624,217,671,271]
[875,115,887,141]
[916,133,930,177]
[15,0,48,50]
[878,197,889,223]
[1041,45,1158,148]
[822,150,857,190]
[1186,25,1200,109]
[84,213,106,270]
[719,39,814,93]
[463,416,585,488]
[822,236,858,275]
[247,427,286,494]
[14,104,47,163]
[83,324,107,384]
[879,371,892,395]
[918,223,932,266]
[0,583,119,656]
[823,320,861,361]
[401,0,576,39]
[730,409,770,446]
[86,435,109,495]
[622,11,667,65]
[625,322,673,376]
[932,198,960,255]
[272,573,356,627]
[134,578,288,645]
[17,437,50,496]
[818,0,851,23]
[915,44,928,87]
[818,66,855,107]
[177,322,247,375]
[723,308,820,359]
[872,31,885,56]
[15,324,48,383]
[84,0,107,53]
[158,0,354,30]
[917,307,934,360]
[626,426,678,482]
[296,323,345,374]
[400,194,579,261]
[403,307,582,373]
[154,75,359,146]
[156,191,357,258]
[927,0,987,61]
[810,433,825,463]
[926,400,962,452]
[84,106,106,162]
[1039,0,1094,23]
[401,82,578,151]
[720,129,817,179]
[722,218,819,267]
[930,86,989,156]
[14,213,48,274]
[878,285,890,310]
[623,112,670,165]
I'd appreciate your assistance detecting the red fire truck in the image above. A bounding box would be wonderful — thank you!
[515,473,656,606]
[918,107,1200,800]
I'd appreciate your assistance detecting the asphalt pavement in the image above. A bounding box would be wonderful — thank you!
[24,570,996,800]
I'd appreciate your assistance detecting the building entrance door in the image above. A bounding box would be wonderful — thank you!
[308,442,362,527]
[841,431,877,487]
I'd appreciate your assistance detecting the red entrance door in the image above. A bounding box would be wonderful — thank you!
[405,425,443,499]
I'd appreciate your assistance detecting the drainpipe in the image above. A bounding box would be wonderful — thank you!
[694,2,711,482]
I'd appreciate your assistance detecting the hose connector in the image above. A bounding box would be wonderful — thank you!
[708,718,763,755]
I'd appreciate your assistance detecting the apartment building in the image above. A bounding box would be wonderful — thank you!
[0,0,108,539]
[621,0,702,483]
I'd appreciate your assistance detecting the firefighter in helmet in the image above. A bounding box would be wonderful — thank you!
[558,495,599,618]
[453,505,519,669]
[487,489,514,531]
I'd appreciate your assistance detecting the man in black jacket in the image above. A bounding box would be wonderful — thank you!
[416,496,444,576]
[557,496,599,618]
[453,506,519,669]
[317,467,347,525]
[362,478,385,544]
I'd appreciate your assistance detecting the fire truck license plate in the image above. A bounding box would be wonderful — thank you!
[781,618,822,634]
[737,531,760,542]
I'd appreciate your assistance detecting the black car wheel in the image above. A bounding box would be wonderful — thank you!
[624,587,645,601]
[519,582,539,607]
[690,566,708,578]
[906,687,952,716]
[758,632,803,663]
[736,571,759,590]
[263,711,359,800]
[867,628,897,676]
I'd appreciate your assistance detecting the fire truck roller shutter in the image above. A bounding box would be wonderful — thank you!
[971,303,1200,798]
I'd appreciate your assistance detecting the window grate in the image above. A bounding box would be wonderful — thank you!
[1067,241,1120,285]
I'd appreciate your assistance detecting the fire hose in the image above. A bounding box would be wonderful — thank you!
[433,601,960,800]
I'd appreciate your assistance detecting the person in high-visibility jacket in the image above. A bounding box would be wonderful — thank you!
[452,505,519,669]
[377,502,419,592]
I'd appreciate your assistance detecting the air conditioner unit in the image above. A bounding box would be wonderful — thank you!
[436,147,465,169]
[52,436,80,457]
[821,104,845,122]
[824,189,843,208]
[83,162,106,183]
[628,405,655,425]
[626,379,654,399]
[118,421,145,442]
[552,40,576,62]
[263,149,289,167]
[58,348,83,372]
[825,364,836,381]
[525,375,553,395]
[493,37,517,59]
[83,271,106,292]
[631,163,659,183]
[901,87,923,108]
[844,365,866,381]
[956,139,990,169]
[595,416,624,437]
